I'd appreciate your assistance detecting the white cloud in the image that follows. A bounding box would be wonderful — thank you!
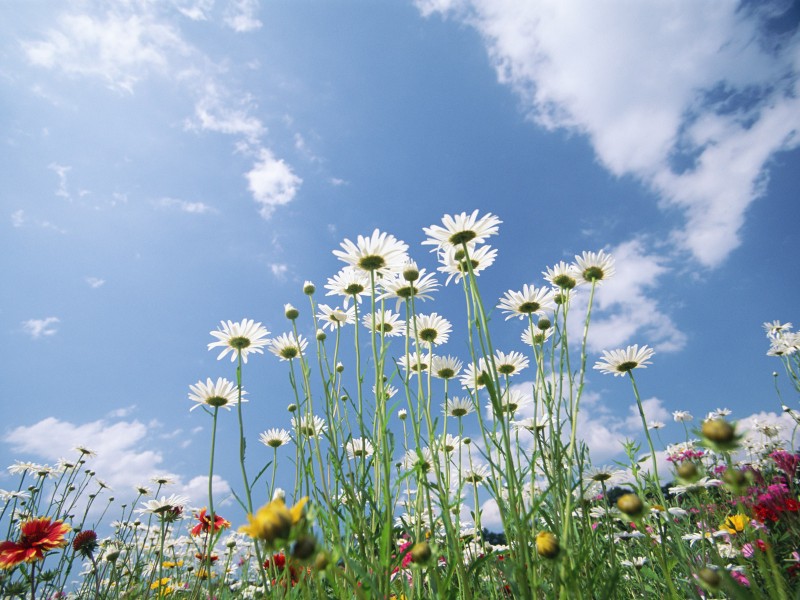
[11,210,25,227]
[418,1,800,266]
[177,474,233,507]
[270,263,289,278]
[173,0,214,21]
[622,397,669,432]
[23,11,187,93]
[571,239,686,352]
[85,276,106,288]
[246,149,303,218]
[479,497,503,530]
[48,162,71,199]
[224,0,262,32]
[154,196,217,214]
[21,317,60,339]
[185,83,266,144]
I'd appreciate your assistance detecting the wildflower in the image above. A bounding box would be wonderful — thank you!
[444,396,474,418]
[497,284,555,320]
[291,415,327,438]
[462,464,490,485]
[411,313,452,346]
[139,494,190,518]
[188,377,244,411]
[668,476,722,496]
[574,250,615,284]
[720,514,749,536]
[521,323,553,347]
[151,475,175,486]
[378,270,439,308]
[437,244,497,285]
[512,415,549,432]
[397,409,408,421]
[302,280,315,295]
[208,319,270,363]
[239,497,308,544]
[494,350,529,376]
[410,541,432,564]
[700,418,740,451]
[333,229,408,275]
[584,466,621,486]
[344,438,374,459]
[616,494,645,519]
[260,429,291,449]
[374,383,398,399]
[269,333,308,361]
[437,434,462,453]
[150,577,173,596]
[398,352,431,376]
[0,517,71,569]
[191,508,231,536]
[648,420,666,430]
[402,448,434,473]
[431,355,462,379]
[284,303,299,320]
[291,535,316,561]
[543,261,580,290]
[317,304,356,331]
[620,557,647,569]
[764,320,793,338]
[487,389,532,417]
[422,210,501,250]
[72,529,98,557]
[593,345,654,376]
[362,310,405,336]
[325,267,370,307]
[672,410,693,422]
[697,566,722,591]
[535,531,560,559]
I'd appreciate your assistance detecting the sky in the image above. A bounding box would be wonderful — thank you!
[1,0,799,529]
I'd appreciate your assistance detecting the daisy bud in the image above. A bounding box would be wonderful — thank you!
[284,304,299,320]
[403,262,420,282]
[535,531,560,559]
[73,530,99,557]
[316,329,327,341]
[314,550,330,571]
[291,535,316,561]
[463,437,471,445]
[617,493,645,518]
[410,541,431,564]
[676,462,700,482]
[303,281,315,295]
[537,316,551,330]
[398,409,408,421]
[336,362,344,373]
[702,419,734,444]
[697,567,722,591]
[287,403,298,413]
[272,488,286,501]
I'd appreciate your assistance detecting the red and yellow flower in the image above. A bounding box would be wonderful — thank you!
[190,508,230,537]
[0,517,72,569]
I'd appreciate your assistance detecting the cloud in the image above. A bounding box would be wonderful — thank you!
[10,209,66,233]
[23,10,187,93]
[417,1,800,266]
[270,263,289,278]
[154,196,217,214]
[224,0,262,32]
[185,83,266,144]
[622,397,669,431]
[173,0,214,21]
[177,474,233,507]
[11,210,25,227]
[571,239,686,352]
[246,149,303,218]
[85,276,106,288]
[21,317,60,339]
[48,163,71,199]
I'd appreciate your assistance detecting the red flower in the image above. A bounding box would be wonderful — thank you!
[0,517,72,569]
[190,508,230,537]
[72,530,98,557]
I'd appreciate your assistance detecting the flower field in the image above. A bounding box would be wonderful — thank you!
[2,211,799,599]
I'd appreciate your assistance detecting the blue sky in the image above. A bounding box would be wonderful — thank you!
[2,1,799,527]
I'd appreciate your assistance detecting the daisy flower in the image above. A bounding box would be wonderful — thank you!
[332,229,408,275]
[344,438,374,459]
[512,415,549,432]
[325,267,370,308]
[431,354,462,379]
[497,284,555,320]
[521,324,553,347]
[373,383,399,399]
[317,304,356,331]
[139,494,190,516]
[422,210,501,250]
[763,320,792,338]
[494,350,529,376]
[459,359,489,391]
[208,319,270,363]
[593,344,654,376]
[411,313,452,346]
[291,415,327,438]
[397,352,431,376]
[269,333,308,361]
[574,250,615,284]
[362,310,405,337]
[402,448,434,473]
[188,377,244,411]
[444,396,474,418]
[437,244,497,285]
[462,464,490,485]
[378,270,439,309]
[543,261,580,290]
[0,517,71,569]
[259,428,291,449]
[487,389,532,418]
[673,410,694,422]
[437,434,462,454]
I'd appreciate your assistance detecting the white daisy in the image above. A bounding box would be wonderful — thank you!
[593,345,654,376]
[437,244,497,285]
[411,313,452,346]
[543,261,580,290]
[208,319,270,363]
[462,464,490,485]
[521,324,553,347]
[378,270,439,309]
[317,304,356,331]
[422,210,501,250]
[397,352,431,376]
[497,284,555,320]
[138,494,190,515]
[763,320,793,338]
[188,377,245,411]
[574,250,615,285]
[344,438,374,459]
[259,428,291,449]
[325,267,370,308]
[672,411,694,422]
[362,310,405,337]
[431,354,462,379]
[401,447,434,473]
[494,350,529,376]
[459,359,489,390]
[268,333,308,361]
[437,434,462,454]
[332,229,408,275]
[487,389,532,418]
[291,415,327,438]
[444,396,474,417]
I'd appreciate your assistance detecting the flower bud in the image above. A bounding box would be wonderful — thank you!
[316,329,327,341]
[336,362,344,373]
[697,567,721,590]
[702,419,734,444]
[410,541,431,564]
[617,493,645,518]
[287,404,298,413]
[535,531,560,559]
[291,535,316,561]
[398,409,408,421]
[676,461,699,482]
[314,550,330,571]
[284,304,299,320]
[303,281,315,295]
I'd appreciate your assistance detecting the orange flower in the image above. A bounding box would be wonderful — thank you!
[190,508,231,536]
[0,517,71,569]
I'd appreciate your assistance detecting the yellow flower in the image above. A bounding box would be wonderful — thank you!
[239,497,308,544]
[721,514,749,535]
[150,577,173,596]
